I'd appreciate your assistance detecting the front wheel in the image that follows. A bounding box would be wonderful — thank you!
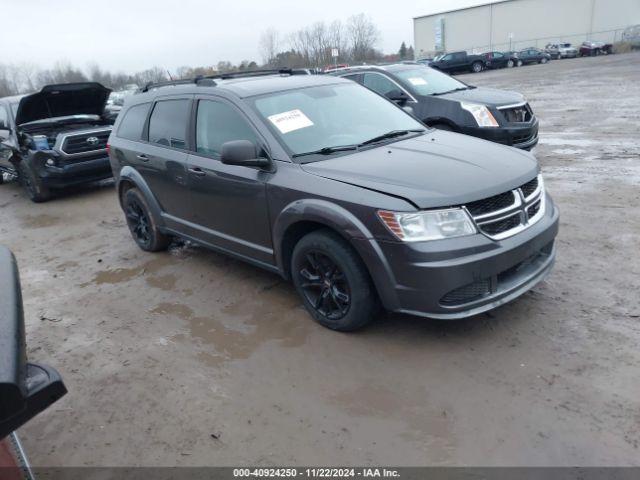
[17,161,50,202]
[540,57,548,64]
[291,230,379,331]
[471,62,483,73]
[507,59,514,68]
[517,59,523,67]
[122,188,170,252]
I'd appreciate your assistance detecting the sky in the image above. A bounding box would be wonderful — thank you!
[1,0,497,74]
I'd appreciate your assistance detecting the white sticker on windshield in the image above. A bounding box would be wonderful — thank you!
[268,109,314,134]
[408,77,428,86]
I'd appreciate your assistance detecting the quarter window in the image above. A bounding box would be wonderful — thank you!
[117,103,151,141]
[362,73,398,97]
[196,100,258,157]
[148,99,190,149]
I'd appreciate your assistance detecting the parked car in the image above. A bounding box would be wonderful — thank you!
[104,89,137,122]
[0,82,114,202]
[622,24,640,49]
[429,51,487,74]
[579,41,613,56]
[0,245,68,474]
[331,64,538,150]
[108,70,558,331]
[545,43,578,59]
[517,48,552,65]
[482,51,522,68]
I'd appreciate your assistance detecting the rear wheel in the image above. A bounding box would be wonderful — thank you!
[17,161,50,203]
[507,59,514,68]
[471,61,483,73]
[517,59,523,67]
[540,57,548,64]
[122,188,170,252]
[291,230,378,331]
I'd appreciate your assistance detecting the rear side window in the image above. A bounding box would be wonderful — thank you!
[362,73,397,97]
[148,99,190,149]
[117,103,150,141]
[195,100,258,158]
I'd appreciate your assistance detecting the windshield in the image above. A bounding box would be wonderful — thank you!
[252,83,424,158]
[393,67,467,96]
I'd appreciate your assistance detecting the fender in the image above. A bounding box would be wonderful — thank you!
[273,199,401,311]
[117,166,165,229]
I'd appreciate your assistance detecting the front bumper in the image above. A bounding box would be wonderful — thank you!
[29,151,113,188]
[356,194,559,320]
[460,119,539,150]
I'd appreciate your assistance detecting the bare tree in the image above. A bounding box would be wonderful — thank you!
[346,13,380,63]
[259,28,280,67]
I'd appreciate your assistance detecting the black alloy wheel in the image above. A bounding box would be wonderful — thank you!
[298,250,351,320]
[122,188,170,252]
[125,198,152,248]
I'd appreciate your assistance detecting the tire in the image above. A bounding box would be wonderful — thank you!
[507,59,514,68]
[540,57,548,64]
[16,161,50,202]
[471,61,483,73]
[122,188,170,252]
[291,229,379,331]
[517,60,523,67]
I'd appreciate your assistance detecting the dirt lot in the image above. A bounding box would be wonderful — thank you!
[1,52,639,467]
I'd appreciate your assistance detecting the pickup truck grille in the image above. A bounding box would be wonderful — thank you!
[498,103,534,123]
[60,130,111,156]
[464,175,545,240]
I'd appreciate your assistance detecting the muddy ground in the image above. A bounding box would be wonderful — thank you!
[1,52,639,466]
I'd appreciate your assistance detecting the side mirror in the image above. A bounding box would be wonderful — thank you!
[220,140,270,168]
[385,89,409,104]
[0,246,67,440]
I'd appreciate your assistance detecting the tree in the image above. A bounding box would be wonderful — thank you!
[399,42,408,60]
[259,28,280,67]
[407,45,415,60]
[346,14,380,63]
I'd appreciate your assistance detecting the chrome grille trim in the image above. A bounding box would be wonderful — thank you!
[466,175,545,241]
[53,128,112,158]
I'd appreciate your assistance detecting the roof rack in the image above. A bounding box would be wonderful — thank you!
[139,68,313,93]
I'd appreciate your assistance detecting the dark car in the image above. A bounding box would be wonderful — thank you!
[0,83,114,202]
[331,64,538,150]
[579,41,613,56]
[429,51,487,74]
[107,70,558,331]
[517,48,551,65]
[0,246,68,474]
[482,51,522,68]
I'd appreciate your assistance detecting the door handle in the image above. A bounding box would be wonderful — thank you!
[188,167,206,177]
[136,154,149,162]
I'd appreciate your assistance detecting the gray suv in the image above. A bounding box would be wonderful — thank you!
[107,70,559,331]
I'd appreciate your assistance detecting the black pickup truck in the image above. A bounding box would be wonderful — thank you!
[429,51,487,74]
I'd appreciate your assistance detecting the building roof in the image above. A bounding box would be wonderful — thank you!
[413,0,517,20]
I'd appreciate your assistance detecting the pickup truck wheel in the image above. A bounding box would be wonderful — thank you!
[471,61,483,73]
[507,59,514,68]
[291,230,379,331]
[17,162,50,203]
[123,188,169,252]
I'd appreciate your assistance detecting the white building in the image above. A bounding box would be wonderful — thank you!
[413,0,640,59]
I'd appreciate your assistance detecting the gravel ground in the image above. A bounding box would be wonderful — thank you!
[1,52,639,467]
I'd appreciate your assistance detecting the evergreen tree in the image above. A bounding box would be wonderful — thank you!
[399,42,408,60]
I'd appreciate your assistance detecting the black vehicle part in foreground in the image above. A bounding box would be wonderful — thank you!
[331,64,538,150]
[108,72,558,331]
[0,82,114,202]
[0,246,67,440]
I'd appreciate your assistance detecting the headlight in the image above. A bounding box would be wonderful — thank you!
[460,102,499,127]
[378,208,476,242]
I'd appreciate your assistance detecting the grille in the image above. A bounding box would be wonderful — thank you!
[521,177,539,198]
[527,200,541,218]
[500,103,533,123]
[61,130,111,155]
[465,191,515,217]
[440,279,491,306]
[479,213,522,236]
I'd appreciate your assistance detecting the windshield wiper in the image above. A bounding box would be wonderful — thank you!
[432,87,470,96]
[292,145,359,158]
[358,129,425,147]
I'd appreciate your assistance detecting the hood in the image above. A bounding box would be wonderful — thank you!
[15,82,111,126]
[436,86,525,108]
[301,131,538,209]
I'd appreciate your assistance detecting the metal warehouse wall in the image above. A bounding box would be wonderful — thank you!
[414,0,640,58]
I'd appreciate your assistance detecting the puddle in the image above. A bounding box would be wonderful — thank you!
[83,256,176,286]
[150,283,310,366]
[146,273,177,291]
[20,214,60,228]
